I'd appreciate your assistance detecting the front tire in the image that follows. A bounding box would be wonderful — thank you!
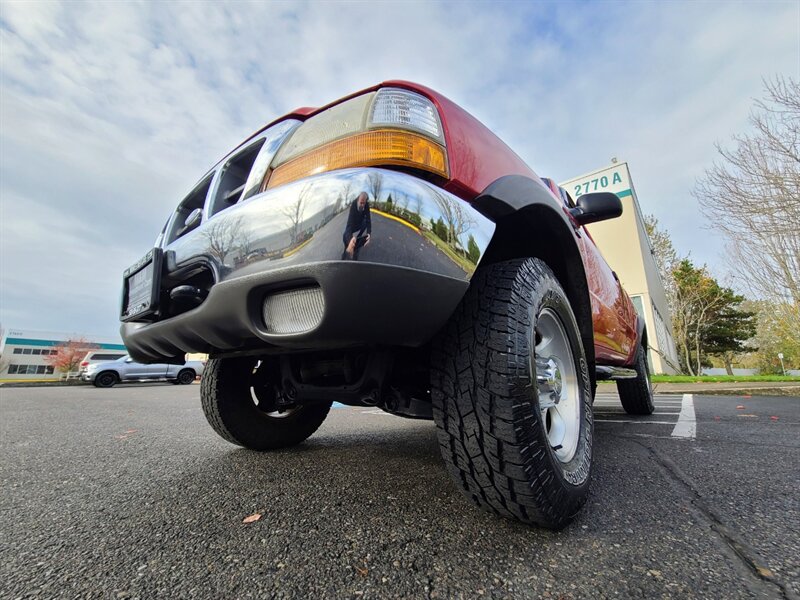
[617,342,655,415]
[200,357,331,451]
[431,258,593,529]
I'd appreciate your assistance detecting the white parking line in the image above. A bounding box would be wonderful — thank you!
[594,400,682,405]
[671,394,697,439]
[595,419,676,425]
[594,411,679,416]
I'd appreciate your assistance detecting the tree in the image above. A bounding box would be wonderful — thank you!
[466,235,481,264]
[432,217,448,242]
[281,183,310,245]
[703,290,757,375]
[750,300,800,373]
[202,216,248,264]
[671,260,755,376]
[695,76,799,312]
[45,338,98,374]
[366,172,383,205]
[644,215,681,301]
[431,189,475,249]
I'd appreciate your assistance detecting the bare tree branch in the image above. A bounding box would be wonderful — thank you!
[695,75,800,307]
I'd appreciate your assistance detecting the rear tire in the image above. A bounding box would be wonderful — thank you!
[177,369,196,385]
[94,371,118,388]
[617,343,654,415]
[431,258,593,529]
[200,357,331,451]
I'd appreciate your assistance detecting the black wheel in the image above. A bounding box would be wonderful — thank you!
[200,357,332,451]
[431,258,593,529]
[94,371,118,388]
[617,342,654,415]
[176,369,196,385]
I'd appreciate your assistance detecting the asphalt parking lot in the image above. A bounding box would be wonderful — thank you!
[1,385,797,599]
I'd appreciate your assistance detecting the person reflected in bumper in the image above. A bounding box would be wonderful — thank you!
[341,191,372,260]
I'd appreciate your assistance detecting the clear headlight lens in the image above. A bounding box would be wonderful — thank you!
[273,93,375,167]
[369,88,443,142]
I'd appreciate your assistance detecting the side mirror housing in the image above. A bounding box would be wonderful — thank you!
[184,208,203,230]
[569,192,622,225]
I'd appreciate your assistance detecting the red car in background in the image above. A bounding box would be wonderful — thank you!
[120,81,653,528]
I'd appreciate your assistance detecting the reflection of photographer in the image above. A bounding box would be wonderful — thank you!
[341,191,372,260]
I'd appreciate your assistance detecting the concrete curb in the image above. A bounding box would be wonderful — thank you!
[598,382,800,397]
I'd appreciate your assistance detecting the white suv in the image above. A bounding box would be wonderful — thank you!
[78,351,128,375]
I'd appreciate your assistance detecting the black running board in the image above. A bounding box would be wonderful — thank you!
[596,365,638,380]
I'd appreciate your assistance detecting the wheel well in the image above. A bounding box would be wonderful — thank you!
[479,205,596,385]
[98,370,119,380]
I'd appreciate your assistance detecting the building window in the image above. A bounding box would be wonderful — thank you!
[22,348,32,354]
[630,295,645,320]
[6,364,56,375]
[13,348,22,354]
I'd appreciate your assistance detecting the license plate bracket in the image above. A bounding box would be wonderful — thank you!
[121,248,163,322]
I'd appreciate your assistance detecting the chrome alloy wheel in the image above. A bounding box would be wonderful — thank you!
[534,308,580,463]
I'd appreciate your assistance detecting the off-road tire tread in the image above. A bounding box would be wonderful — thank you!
[431,258,592,529]
[616,344,654,415]
[201,358,331,451]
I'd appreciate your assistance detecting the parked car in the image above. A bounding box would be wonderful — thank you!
[120,81,653,528]
[82,356,204,388]
[78,350,128,375]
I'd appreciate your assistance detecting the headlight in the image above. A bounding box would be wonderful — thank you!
[369,88,444,142]
[267,88,448,190]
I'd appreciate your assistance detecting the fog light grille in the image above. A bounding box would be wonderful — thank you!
[262,286,325,334]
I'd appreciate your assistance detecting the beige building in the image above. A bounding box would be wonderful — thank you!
[561,161,679,374]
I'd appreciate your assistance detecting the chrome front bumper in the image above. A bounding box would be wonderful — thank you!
[121,168,496,361]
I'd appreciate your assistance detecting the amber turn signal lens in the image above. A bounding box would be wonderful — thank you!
[267,129,448,190]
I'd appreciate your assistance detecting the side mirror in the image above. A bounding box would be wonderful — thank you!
[569,192,622,225]
[125,358,134,363]
[184,208,203,230]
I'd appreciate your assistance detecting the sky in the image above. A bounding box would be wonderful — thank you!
[0,0,798,339]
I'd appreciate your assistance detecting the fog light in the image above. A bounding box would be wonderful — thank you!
[262,286,325,334]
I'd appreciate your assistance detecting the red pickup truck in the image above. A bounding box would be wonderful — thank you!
[120,81,653,528]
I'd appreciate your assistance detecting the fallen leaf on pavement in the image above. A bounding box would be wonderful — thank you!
[355,565,368,577]
[756,566,774,578]
[124,429,138,434]
[737,414,757,418]
[242,513,262,524]
[770,416,779,421]
[736,405,745,409]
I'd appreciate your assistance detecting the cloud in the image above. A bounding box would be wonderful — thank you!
[1,1,797,336]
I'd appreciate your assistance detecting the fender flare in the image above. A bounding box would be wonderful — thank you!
[471,175,596,381]
[472,174,577,227]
